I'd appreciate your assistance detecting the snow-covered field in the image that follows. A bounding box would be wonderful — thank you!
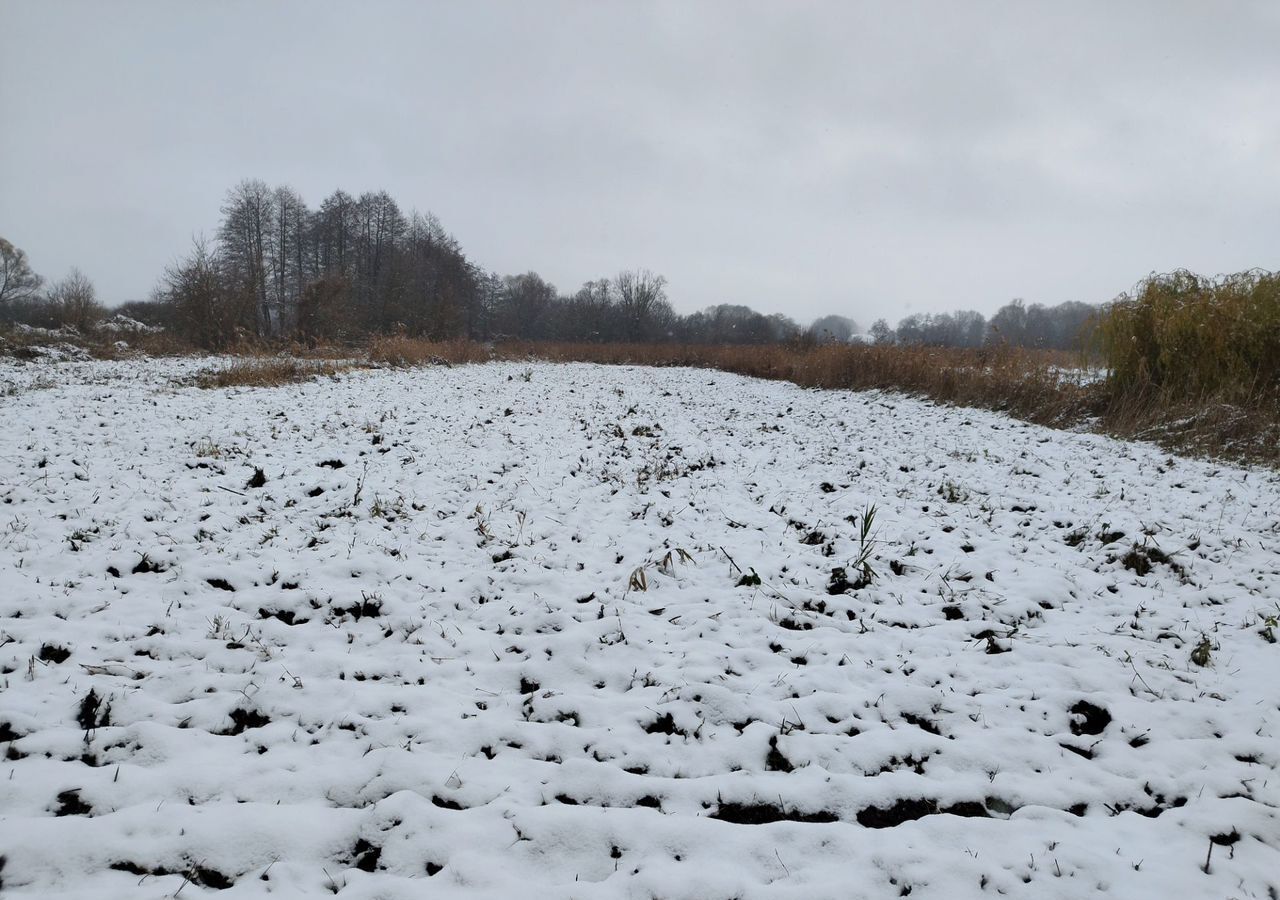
[1,357,1278,899]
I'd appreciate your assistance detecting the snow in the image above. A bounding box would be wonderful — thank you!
[96,315,163,334]
[1,357,1277,899]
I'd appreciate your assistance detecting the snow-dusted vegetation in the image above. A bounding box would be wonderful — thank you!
[1,358,1277,898]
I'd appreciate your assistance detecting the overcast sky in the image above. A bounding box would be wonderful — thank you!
[2,1,1279,325]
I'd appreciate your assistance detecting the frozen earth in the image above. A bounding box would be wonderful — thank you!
[0,357,1277,899]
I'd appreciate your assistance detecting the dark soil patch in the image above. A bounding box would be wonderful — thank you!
[333,596,382,619]
[1069,700,1111,736]
[55,789,91,816]
[131,555,165,575]
[194,867,235,890]
[39,644,71,664]
[246,467,268,488]
[110,861,150,876]
[777,617,813,631]
[76,689,110,733]
[109,861,233,890]
[765,735,795,772]
[857,797,990,828]
[1108,796,1186,818]
[710,801,838,825]
[207,577,236,592]
[350,839,381,872]
[876,754,929,776]
[900,713,942,736]
[644,712,687,737]
[258,608,306,626]
[220,708,271,736]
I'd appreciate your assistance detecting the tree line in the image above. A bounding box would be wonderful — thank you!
[133,179,848,348]
[867,299,1097,351]
[2,179,1098,350]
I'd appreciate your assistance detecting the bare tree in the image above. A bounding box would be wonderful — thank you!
[314,190,357,278]
[613,269,671,340]
[267,185,310,335]
[156,237,251,349]
[218,179,275,337]
[0,237,44,314]
[46,268,103,330]
[353,191,407,329]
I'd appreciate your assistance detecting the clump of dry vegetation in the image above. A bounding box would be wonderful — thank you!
[1098,270,1280,399]
[191,357,351,389]
[368,336,493,367]
[1094,270,1280,462]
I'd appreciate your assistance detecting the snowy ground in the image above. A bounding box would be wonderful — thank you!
[1,357,1278,899]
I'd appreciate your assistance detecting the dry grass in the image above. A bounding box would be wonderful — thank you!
[1097,269,1280,401]
[499,341,1102,427]
[368,336,494,367]
[1098,388,1280,466]
[191,357,352,389]
[1093,270,1280,464]
[495,340,1278,466]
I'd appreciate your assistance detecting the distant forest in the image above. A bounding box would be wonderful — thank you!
[1,180,1098,350]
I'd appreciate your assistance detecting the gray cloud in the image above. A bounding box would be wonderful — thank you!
[2,0,1278,325]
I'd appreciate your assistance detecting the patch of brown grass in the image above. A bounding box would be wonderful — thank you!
[191,357,351,389]
[368,336,494,367]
